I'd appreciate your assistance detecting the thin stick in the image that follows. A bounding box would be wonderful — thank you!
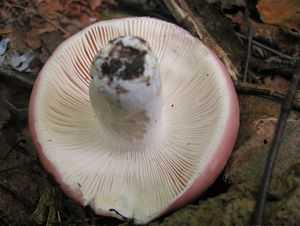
[4,2,70,36]
[0,67,35,86]
[235,83,300,111]
[0,159,38,174]
[252,62,300,224]
[0,140,26,163]
[243,9,253,82]
[163,0,240,81]
[0,96,28,114]
[236,32,297,62]
[57,210,61,222]
[0,28,13,35]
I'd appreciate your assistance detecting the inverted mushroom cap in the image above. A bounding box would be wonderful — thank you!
[29,17,239,224]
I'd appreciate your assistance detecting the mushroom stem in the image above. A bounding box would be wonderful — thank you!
[89,36,162,143]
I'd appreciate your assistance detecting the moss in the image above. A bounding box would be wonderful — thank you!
[100,10,112,21]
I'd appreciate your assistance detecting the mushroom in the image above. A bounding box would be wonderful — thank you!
[29,17,239,224]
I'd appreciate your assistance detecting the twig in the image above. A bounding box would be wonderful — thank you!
[243,10,253,82]
[0,96,20,113]
[252,62,300,224]
[4,2,70,36]
[0,96,28,114]
[0,28,13,35]
[162,0,188,23]
[162,0,240,82]
[235,83,300,111]
[0,67,35,86]
[249,56,295,79]
[286,29,300,39]
[57,210,61,222]
[236,32,297,62]
[0,140,26,163]
[0,166,19,174]
[0,159,38,174]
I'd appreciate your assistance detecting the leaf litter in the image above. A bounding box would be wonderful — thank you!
[0,0,300,225]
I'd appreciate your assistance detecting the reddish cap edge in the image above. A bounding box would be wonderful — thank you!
[28,16,240,224]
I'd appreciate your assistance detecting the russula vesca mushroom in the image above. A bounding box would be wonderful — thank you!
[29,17,239,224]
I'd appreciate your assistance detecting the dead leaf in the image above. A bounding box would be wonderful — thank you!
[263,76,289,94]
[224,9,299,53]
[25,22,58,49]
[88,0,102,10]
[257,0,300,32]
[226,118,300,183]
[36,0,64,14]
[7,28,28,52]
[250,20,300,53]
[25,31,42,50]
[225,95,300,184]
[40,31,63,53]
[225,11,248,32]
[234,95,281,149]
[263,76,300,99]
[79,13,93,27]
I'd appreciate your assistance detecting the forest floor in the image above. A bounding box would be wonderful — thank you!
[0,0,299,225]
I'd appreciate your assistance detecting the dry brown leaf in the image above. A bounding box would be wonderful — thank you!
[25,32,42,50]
[263,76,300,99]
[226,117,300,183]
[63,0,88,17]
[225,8,299,53]
[79,14,93,27]
[88,0,102,10]
[263,76,289,93]
[257,0,300,32]
[36,0,64,14]
[236,95,281,145]
[25,31,43,50]
[225,95,300,184]
[225,11,248,31]
[40,31,63,53]
[25,22,58,49]
[6,29,27,52]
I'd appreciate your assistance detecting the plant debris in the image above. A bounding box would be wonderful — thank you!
[0,0,300,225]
[257,0,300,32]
[150,163,300,226]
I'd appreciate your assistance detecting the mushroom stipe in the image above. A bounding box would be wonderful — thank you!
[100,38,147,81]
[29,17,239,224]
